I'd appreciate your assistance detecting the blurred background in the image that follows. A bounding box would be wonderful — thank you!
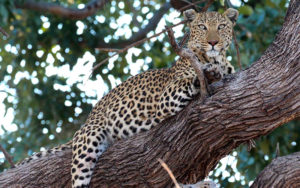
[0,0,298,187]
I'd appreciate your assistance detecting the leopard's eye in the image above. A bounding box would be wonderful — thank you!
[198,24,207,30]
[218,24,226,30]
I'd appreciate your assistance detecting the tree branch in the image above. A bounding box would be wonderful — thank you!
[0,27,9,37]
[95,2,171,49]
[0,144,15,168]
[0,0,299,187]
[14,0,111,19]
[93,0,211,70]
[95,0,215,50]
[165,27,209,99]
[92,20,186,72]
[15,0,171,50]
[251,152,300,187]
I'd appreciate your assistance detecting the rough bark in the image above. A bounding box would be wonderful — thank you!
[251,152,300,188]
[14,0,111,20]
[0,0,299,187]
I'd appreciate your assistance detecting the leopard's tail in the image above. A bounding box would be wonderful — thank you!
[16,140,72,166]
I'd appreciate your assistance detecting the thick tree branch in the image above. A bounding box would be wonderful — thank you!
[14,0,111,19]
[251,152,300,187]
[0,0,299,187]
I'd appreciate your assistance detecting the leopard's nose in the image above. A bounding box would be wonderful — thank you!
[208,40,219,46]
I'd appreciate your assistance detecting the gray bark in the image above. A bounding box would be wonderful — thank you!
[251,152,300,188]
[0,0,299,187]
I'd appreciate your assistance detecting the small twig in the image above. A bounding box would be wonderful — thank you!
[166,26,208,100]
[0,26,9,37]
[178,31,190,48]
[247,139,256,151]
[224,1,242,70]
[0,144,15,168]
[182,51,208,100]
[165,26,181,53]
[201,0,214,12]
[158,159,181,188]
[96,48,121,52]
[178,0,213,12]
[178,0,210,12]
[180,0,200,12]
[92,0,214,73]
[275,142,280,158]
[232,29,242,70]
[92,20,187,72]
[158,158,217,188]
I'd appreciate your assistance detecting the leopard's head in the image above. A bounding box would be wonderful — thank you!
[184,8,238,57]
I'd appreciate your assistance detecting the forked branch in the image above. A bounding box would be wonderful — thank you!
[92,0,214,72]
[165,26,209,99]
[91,20,186,72]
[0,1,299,187]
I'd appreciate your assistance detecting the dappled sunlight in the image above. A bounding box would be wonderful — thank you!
[0,0,297,187]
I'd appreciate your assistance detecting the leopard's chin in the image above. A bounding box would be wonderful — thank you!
[206,50,219,57]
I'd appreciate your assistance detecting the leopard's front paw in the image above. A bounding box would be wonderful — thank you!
[203,64,222,84]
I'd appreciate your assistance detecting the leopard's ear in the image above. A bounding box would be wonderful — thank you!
[183,9,197,22]
[223,8,239,25]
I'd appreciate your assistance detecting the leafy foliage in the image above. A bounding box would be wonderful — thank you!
[0,0,298,187]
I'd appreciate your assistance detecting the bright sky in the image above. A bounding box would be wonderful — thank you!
[0,4,184,135]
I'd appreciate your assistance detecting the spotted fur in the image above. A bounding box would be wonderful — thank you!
[18,8,239,188]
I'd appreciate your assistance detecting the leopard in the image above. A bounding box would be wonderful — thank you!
[17,8,239,188]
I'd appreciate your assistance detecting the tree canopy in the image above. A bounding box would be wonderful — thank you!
[0,0,298,187]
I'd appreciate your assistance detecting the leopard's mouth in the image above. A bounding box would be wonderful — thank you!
[206,50,219,57]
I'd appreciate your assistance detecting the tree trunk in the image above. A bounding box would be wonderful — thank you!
[251,152,300,188]
[0,0,299,187]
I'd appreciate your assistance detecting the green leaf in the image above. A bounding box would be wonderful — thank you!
[0,5,8,22]
[238,5,254,16]
[219,0,225,6]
